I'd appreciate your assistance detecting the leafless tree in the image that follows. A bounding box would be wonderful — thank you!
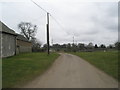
[31,37,42,52]
[18,22,37,40]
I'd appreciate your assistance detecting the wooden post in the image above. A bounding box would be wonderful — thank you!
[47,13,50,55]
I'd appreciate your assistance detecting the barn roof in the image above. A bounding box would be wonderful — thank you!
[16,34,31,42]
[0,21,31,42]
[0,21,16,35]
[16,34,28,41]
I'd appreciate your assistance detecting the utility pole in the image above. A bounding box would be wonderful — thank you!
[73,36,74,45]
[52,39,53,45]
[47,13,50,55]
[73,36,75,52]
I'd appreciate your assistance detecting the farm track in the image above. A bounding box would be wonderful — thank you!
[21,53,118,88]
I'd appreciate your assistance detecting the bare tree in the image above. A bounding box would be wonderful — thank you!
[31,37,42,52]
[18,22,37,40]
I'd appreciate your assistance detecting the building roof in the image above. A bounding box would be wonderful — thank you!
[0,21,16,35]
[16,34,31,42]
[0,21,31,43]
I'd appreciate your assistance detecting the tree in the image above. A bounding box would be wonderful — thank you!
[94,44,98,48]
[61,44,67,48]
[43,44,47,49]
[115,42,120,50]
[108,44,113,49]
[67,43,71,49]
[31,37,42,52]
[66,43,71,51]
[52,44,61,51]
[87,42,94,49]
[100,44,106,48]
[18,22,37,41]
[78,43,85,50]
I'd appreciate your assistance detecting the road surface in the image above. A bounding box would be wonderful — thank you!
[21,53,118,88]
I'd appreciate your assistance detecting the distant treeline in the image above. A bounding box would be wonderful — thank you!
[40,42,120,52]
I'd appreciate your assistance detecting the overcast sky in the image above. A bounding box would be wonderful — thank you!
[0,0,118,46]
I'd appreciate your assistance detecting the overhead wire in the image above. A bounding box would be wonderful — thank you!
[31,0,66,31]
[31,0,69,44]
[31,0,48,13]
[50,14,66,31]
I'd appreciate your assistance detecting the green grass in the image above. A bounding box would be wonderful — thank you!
[2,52,59,88]
[70,51,119,81]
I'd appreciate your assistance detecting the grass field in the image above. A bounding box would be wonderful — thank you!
[70,51,119,81]
[2,52,59,88]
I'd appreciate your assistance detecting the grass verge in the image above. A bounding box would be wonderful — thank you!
[2,52,59,88]
[70,51,119,81]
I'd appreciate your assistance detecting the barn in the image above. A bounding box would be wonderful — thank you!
[0,21,17,58]
[16,34,32,54]
[0,21,32,58]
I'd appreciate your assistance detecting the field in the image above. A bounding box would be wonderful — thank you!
[2,52,59,88]
[70,51,119,81]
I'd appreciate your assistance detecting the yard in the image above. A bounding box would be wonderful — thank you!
[2,52,59,88]
[70,50,119,81]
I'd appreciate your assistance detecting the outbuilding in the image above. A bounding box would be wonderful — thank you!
[0,22,32,58]
[0,21,17,58]
[16,34,32,54]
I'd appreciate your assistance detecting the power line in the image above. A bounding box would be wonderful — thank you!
[31,0,48,13]
[31,0,68,45]
[31,0,50,55]
[31,0,66,31]
[50,14,66,31]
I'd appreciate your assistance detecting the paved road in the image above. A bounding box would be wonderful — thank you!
[22,53,118,88]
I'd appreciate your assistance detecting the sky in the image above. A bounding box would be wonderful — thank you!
[0,0,118,46]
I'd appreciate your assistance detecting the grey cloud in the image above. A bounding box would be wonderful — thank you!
[91,14,117,33]
[1,1,118,46]
[84,29,99,35]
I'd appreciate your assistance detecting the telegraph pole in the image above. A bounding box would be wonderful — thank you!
[73,36,75,51]
[73,36,74,45]
[52,39,53,45]
[47,13,50,55]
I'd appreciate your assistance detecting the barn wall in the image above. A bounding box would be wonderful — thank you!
[16,40,32,54]
[1,33,16,58]
[0,33,2,58]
